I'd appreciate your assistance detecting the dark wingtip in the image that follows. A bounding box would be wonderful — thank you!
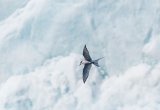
[83,79,86,83]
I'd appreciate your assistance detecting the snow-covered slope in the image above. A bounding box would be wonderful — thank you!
[0,0,160,110]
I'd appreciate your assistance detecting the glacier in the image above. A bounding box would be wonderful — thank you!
[0,0,160,110]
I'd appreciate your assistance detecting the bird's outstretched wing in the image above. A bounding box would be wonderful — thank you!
[83,45,92,61]
[83,64,92,83]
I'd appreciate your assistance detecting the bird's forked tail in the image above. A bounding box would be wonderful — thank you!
[92,57,104,67]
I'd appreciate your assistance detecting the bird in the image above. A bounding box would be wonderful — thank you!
[80,45,104,83]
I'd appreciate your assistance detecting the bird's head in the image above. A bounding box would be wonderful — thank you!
[79,61,83,65]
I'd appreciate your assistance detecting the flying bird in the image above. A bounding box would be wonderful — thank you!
[80,45,104,83]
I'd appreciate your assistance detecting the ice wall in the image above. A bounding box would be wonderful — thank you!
[0,0,159,76]
[0,0,160,110]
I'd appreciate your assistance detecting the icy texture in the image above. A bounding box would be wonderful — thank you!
[0,0,160,110]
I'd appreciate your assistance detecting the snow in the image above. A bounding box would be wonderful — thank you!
[0,0,160,110]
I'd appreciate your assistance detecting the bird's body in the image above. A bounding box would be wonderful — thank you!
[80,60,91,64]
[80,45,104,83]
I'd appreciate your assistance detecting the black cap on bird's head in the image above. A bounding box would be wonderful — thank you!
[79,61,82,65]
